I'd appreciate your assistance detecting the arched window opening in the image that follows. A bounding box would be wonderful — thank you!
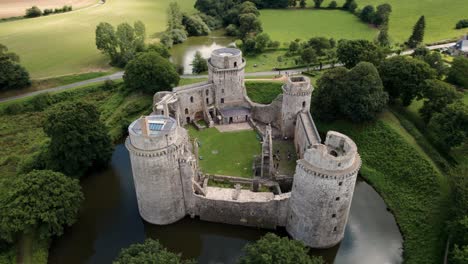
[190,96,194,103]
[206,89,209,96]
[330,150,338,157]
[185,108,189,115]
[234,61,237,67]
[302,101,306,108]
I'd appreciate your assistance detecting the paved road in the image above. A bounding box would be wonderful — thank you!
[0,42,456,103]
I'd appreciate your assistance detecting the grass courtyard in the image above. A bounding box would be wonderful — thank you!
[187,126,261,178]
[264,0,468,44]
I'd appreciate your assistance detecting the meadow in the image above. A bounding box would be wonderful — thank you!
[267,0,468,44]
[0,0,195,78]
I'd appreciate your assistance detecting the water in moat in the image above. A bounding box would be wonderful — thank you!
[48,144,403,264]
[170,30,235,74]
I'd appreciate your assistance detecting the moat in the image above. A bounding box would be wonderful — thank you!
[48,144,403,264]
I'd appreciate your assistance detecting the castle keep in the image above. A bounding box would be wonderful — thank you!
[126,48,361,248]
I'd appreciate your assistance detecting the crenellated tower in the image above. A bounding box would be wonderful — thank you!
[286,131,361,248]
[281,76,313,138]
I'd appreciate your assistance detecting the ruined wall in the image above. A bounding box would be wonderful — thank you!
[173,82,214,125]
[294,112,321,159]
[192,188,290,229]
[247,94,283,129]
[286,132,361,248]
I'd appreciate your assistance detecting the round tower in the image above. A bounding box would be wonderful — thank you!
[208,48,246,107]
[286,131,361,248]
[125,115,187,224]
[281,76,313,138]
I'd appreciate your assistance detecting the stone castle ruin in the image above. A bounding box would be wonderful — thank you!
[126,48,361,248]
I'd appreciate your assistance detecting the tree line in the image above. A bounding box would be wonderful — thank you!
[25,5,73,18]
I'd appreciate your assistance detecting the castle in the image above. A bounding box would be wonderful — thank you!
[125,48,361,248]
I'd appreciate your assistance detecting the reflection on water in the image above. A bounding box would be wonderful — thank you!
[48,144,402,264]
[170,30,235,74]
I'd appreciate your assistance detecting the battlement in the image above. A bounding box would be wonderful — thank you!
[128,115,180,151]
[209,48,245,70]
[282,76,313,96]
[304,131,358,171]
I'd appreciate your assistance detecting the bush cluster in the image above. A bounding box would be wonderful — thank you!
[455,19,468,29]
[25,5,72,18]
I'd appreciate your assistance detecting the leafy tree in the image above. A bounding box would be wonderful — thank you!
[226,24,240,36]
[191,51,208,74]
[288,0,298,7]
[116,23,137,66]
[134,20,146,52]
[328,1,338,9]
[238,233,324,264]
[311,67,348,121]
[339,62,388,122]
[301,47,317,71]
[182,14,211,36]
[124,52,180,94]
[376,26,391,47]
[456,19,468,29]
[348,0,357,12]
[313,0,323,8]
[373,3,392,26]
[379,56,436,105]
[306,37,332,56]
[419,79,461,122]
[337,39,386,68]
[165,2,188,45]
[255,33,272,53]
[0,170,83,242]
[44,101,113,177]
[360,5,375,23]
[96,22,118,63]
[452,245,468,264]
[114,239,195,264]
[428,102,468,151]
[240,1,260,16]
[146,43,171,58]
[300,0,306,8]
[0,44,31,91]
[342,0,353,9]
[407,16,426,48]
[25,6,42,18]
[447,56,468,89]
[242,37,257,54]
[288,40,300,54]
[239,13,262,38]
[415,51,447,78]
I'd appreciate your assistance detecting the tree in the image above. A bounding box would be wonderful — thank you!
[238,233,324,264]
[0,44,31,91]
[114,239,195,264]
[239,13,262,38]
[182,14,211,36]
[378,56,436,105]
[456,19,468,29]
[428,102,468,151]
[407,16,426,48]
[288,40,300,54]
[44,102,113,177]
[452,245,468,264]
[288,0,298,7]
[300,0,306,8]
[342,0,353,9]
[419,79,461,123]
[240,1,260,16]
[165,2,188,45]
[415,51,447,78]
[373,3,392,26]
[376,26,391,47]
[339,62,388,122]
[307,37,332,56]
[96,22,118,63]
[313,0,323,8]
[255,33,271,53]
[226,24,239,36]
[311,67,348,121]
[191,51,208,74]
[124,52,180,94]
[337,39,386,68]
[328,1,338,9]
[0,170,83,242]
[301,47,317,71]
[146,43,171,58]
[447,57,468,89]
[133,20,146,52]
[116,23,137,66]
[360,5,375,23]
[25,6,42,18]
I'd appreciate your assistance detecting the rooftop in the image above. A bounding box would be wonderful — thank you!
[212,48,241,57]
[129,115,176,137]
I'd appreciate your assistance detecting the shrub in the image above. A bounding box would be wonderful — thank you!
[114,239,194,264]
[43,9,53,15]
[25,6,42,18]
[455,19,468,29]
[447,56,468,89]
[328,1,338,9]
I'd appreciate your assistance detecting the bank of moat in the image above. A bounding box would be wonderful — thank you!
[125,48,361,249]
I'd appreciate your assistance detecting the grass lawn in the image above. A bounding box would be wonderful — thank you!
[0,0,195,78]
[187,126,261,178]
[317,112,449,264]
[290,0,467,44]
[260,9,377,43]
[272,140,297,175]
[244,49,298,72]
[245,81,283,104]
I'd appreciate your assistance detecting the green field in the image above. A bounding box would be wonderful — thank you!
[187,126,261,178]
[260,9,377,42]
[0,0,195,78]
[265,0,467,44]
[245,81,284,104]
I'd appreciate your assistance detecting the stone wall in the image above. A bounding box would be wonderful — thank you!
[294,112,321,159]
[247,94,283,129]
[173,82,214,126]
[281,77,313,138]
[192,187,290,229]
